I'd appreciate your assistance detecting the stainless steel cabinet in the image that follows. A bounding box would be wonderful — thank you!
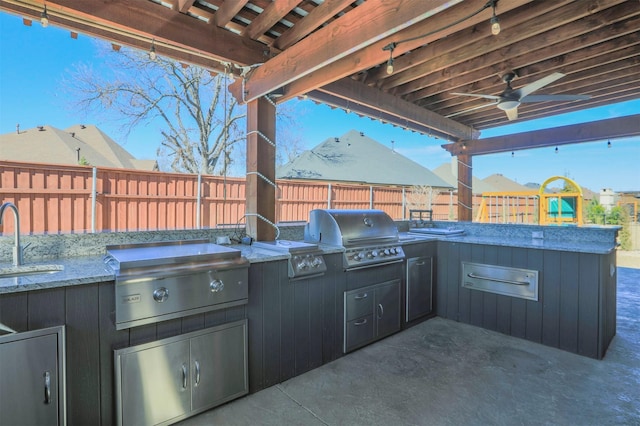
[344,279,401,352]
[406,256,433,322]
[115,320,248,426]
[0,325,66,426]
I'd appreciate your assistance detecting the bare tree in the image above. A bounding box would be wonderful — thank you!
[64,44,245,175]
[407,185,435,210]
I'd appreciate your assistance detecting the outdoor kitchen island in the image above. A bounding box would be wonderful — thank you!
[0,222,619,425]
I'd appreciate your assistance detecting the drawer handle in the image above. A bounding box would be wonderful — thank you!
[415,261,426,266]
[354,318,368,326]
[354,293,368,300]
[377,303,384,319]
[467,272,530,286]
[43,371,51,404]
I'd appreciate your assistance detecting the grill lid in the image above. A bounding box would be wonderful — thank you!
[304,209,399,247]
[105,239,244,273]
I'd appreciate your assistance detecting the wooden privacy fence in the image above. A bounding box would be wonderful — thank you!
[1,161,472,235]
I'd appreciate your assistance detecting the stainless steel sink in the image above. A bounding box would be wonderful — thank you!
[0,264,64,279]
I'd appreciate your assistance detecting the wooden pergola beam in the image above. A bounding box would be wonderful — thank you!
[311,78,479,141]
[442,114,640,156]
[237,0,464,103]
[0,0,267,67]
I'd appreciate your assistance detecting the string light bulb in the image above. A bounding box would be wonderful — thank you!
[149,39,157,61]
[490,1,500,36]
[383,43,396,75]
[607,140,612,148]
[40,4,49,28]
[511,151,514,157]
[555,146,559,154]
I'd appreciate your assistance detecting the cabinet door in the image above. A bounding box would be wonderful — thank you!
[0,334,59,426]
[406,257,433,321]
[118,340,191,426]
[190,322,248,412]
[375,280,401,338]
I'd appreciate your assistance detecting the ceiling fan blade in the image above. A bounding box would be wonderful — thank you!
[446,101,499,118]
[505,108,518,121]
[514,72,566,99]
[520,94,591,102]
[451,92,501,100]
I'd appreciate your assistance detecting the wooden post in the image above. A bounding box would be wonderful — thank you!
[246,97,276,241]
[457,154,473,222]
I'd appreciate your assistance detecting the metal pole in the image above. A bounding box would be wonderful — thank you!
[196,174,202,229]
[91,167,97,233]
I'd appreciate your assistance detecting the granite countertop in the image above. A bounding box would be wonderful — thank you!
[438,234,616,254]
[399,231,615,254]
[1,222,617,294]
[0,242,345,294]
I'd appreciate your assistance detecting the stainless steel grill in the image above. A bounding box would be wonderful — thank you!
[105,239,249,330]
[304,209,404,270]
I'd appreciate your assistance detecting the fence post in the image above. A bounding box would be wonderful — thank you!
[196,174,202,229]
[369,186,373,209]
[402,187,406,219]
[328,183,332,208]
[91,167,97,233]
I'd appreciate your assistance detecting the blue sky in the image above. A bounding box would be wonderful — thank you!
[1,12,638,192]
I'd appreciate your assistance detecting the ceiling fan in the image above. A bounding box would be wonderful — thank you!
[449,72,591,121]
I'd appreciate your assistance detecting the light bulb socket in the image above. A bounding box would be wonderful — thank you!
[490,1,500,35]
[149,39,157,60]
[40,5,49,28]
[490,17,500,35]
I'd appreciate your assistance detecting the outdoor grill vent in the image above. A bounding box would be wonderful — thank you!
[37,126,45,131]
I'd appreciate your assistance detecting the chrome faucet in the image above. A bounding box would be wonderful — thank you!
[0,202,22,266]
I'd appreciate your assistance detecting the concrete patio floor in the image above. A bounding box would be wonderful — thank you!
[179,266,640,426]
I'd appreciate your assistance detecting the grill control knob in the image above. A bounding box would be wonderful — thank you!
[352,252,362,261]
[371,250,379,257]
[366,251,374,259]
[383,248,391,256]
[311,256,323,268]
[210,279,225,292]
[153,287,169,303]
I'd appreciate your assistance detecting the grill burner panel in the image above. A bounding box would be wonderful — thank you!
[253,240,327,279]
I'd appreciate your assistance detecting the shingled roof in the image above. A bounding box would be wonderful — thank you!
[432,160,498,195]
[277,130,452,189]
[1,124,157,170]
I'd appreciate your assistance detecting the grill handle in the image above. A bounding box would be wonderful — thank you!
[346,259,403,271]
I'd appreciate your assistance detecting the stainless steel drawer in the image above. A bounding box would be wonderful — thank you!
[344,314,375,352]
[462,262,538,301]
[344,289,374,321]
